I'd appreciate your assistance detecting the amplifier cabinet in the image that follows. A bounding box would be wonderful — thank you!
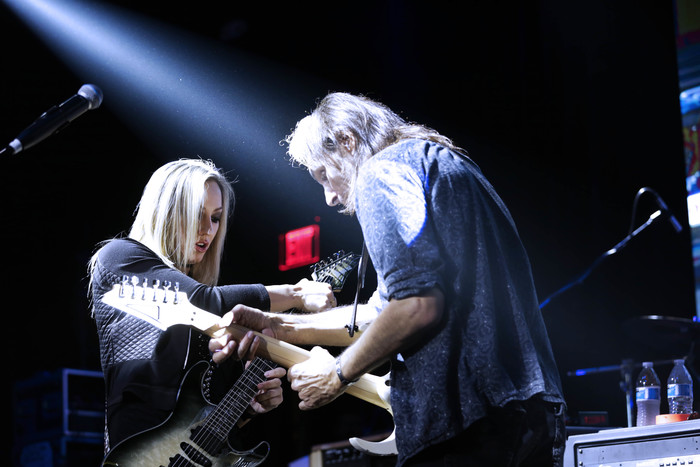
[308,436,397,467]
[565,419,700,466]
[13,368,104,441]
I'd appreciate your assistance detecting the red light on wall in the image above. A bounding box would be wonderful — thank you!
[278,224,320,271]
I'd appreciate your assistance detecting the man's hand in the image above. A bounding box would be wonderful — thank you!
[287,346,347,410]
[209,304,277,365]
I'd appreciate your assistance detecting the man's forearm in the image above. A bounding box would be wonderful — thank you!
[268,303,379,347]
[337,289,445,381]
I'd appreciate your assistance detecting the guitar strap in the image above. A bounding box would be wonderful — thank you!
[346,242,369,337]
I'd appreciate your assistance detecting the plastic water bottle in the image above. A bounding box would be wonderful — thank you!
[636,361,660,426]
[668,358,693,414]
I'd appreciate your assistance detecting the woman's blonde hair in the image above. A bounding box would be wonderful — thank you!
[285,92,461,214]
[91,158,233,286]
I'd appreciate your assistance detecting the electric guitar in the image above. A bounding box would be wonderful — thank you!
[102,251,397,461]
[102,358,275,466]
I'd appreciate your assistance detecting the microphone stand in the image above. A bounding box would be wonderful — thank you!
[541,187,686,427]
[568,360,636,427]
[539,209,666,309]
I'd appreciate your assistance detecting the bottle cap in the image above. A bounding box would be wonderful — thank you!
[656,413,690,424]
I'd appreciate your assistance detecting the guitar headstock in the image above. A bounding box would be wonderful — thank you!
[102,275,220,333]
[310,250,361,292]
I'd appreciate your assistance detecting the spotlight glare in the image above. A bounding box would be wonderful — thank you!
[4,0,318,162]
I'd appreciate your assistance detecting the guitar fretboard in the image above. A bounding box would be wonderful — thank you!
[190,358,276,456]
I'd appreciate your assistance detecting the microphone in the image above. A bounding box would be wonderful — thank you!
[3,84,103,156]
[650,189,683,233]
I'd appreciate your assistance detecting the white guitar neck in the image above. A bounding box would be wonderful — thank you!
[102,282,391,412]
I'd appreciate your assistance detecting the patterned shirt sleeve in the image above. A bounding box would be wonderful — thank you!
[355,153,444,301]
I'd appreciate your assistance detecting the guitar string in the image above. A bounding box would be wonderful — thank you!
[165,359,255,467]
[173,357,275,464]
[192,358,275,462]
[170,358,269,466]
[214,359,274,426]
[187,358,267,459]
[202,359,268,436]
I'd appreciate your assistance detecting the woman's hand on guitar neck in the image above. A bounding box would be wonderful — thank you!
[293,278,337,312]
[266,279,336,313]
[248,365,286,415]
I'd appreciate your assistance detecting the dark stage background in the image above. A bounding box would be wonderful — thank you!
[2,1,698,465]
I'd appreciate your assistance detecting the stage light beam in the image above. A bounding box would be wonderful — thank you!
[3,0,320,163]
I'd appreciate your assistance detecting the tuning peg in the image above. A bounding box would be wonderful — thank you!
[130,276,139,299]
[152,279,160,302]
[163,281,171,303]
[119,275,129,297]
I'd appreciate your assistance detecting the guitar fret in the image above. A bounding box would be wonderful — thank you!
[198,358,275,439]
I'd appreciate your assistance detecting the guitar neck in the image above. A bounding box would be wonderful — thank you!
[209,357,276,436]
[168,302,389,411]
[203,321,390,412]
[103,252,389,414]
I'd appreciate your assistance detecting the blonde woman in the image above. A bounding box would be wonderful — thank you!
[89,158,335,454]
